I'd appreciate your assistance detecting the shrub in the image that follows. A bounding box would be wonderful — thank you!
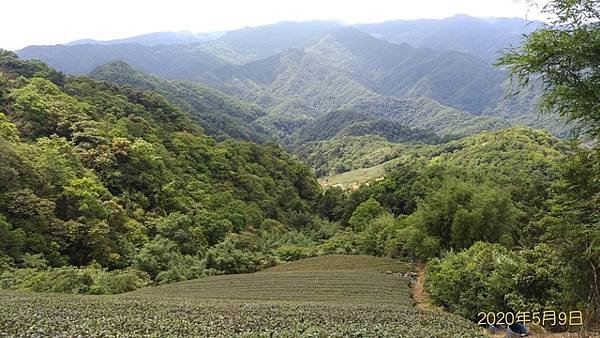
[319,230,362,255]
[358,213,395,256]
[204,236,274,274]
[415,180,517,250]
[425,242,519,320]
[425,242,571,323]
[387,220,441,260]
[90,268,151,294]
[274,245,313,262]
[132,236,205,284]
[305,218,340,241]
[0,266,151,294]
[348,198,384,231]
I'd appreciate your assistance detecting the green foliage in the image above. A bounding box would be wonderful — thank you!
[426,242,521,320]
[0,265,150,294]
[0,52,322,288]
[414,179,516,250]
[0,50,64,85]
[287,110,438,150]
[20,253,47,269]
[132,237,204,284]
[538,146,600,317]
[204,233,275,274]
[358,213,396,256]
[274,245,314,262]
[335,127,566,246]
[348,198,385,231]
[426,242,571,323]
[498,1,600,324]
[498,0,600,138]
[0,215,25,260]
[152,212,207,255]
[320,230,362,255]
[0,255,484,337]
[90,61,273,142]
[388,222,441,261]
[296,135,405,177]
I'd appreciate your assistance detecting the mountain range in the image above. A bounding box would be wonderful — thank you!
[14,15,570,176]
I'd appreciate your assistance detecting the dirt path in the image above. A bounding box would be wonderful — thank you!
[410,264,599,337]
[411,263,436,311]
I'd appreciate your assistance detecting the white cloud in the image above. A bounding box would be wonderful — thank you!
[0,0,544,50]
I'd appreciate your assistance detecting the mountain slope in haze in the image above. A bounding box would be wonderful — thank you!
[200,21,342,64]
[17,43,228,79]
[201,26,554,139]
[90,61,273,142]
[67,31,224,46]
[305,27,506,114]
[483,79,573,138]
[17,16,562,139]
[354,14,540,63]
[202,46,508,138]
[287,110,440,149]
[346,96,509,137]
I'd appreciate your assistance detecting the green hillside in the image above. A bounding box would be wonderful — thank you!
[203,48,507,139]
[0,51,322,285]
[287,110,439,148]
[90,61,273,142]
[16,18,566,140]
[3,6,598,336]
[0,255,485,337]
[306,27,505,114]
[296,136,404,177]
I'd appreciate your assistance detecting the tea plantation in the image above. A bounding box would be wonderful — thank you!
[0,255,485,337]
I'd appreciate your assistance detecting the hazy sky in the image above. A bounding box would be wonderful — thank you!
[1,0,544,50]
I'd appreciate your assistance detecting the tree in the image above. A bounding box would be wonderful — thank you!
[0,215,25,260]
[412,178,517,250]
[499,0,600,327]
[154,212,207,255]
[20,252,47,269]
[348,198,385,231]
[318,187,346,221]
[540,147,599,323]
[498,0,600,138]
[0,112,19,142]
[426,242,569,323]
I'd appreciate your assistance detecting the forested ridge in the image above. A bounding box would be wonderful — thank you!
[90,60,273,143]
[0,50,332,290]
[17,15,571,184]
[18,15,565,142]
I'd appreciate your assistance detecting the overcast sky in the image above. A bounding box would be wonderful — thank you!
[1,0,544,50]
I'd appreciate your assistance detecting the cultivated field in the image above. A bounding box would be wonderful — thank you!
[319,163,388,190]
[0,255,485,337]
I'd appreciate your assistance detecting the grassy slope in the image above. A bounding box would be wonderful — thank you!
[0,255,484,337]
[319,162,390,190]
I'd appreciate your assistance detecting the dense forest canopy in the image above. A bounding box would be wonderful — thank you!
[0,50,330,288]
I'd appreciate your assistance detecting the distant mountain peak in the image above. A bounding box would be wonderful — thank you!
[65,31,224,47]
